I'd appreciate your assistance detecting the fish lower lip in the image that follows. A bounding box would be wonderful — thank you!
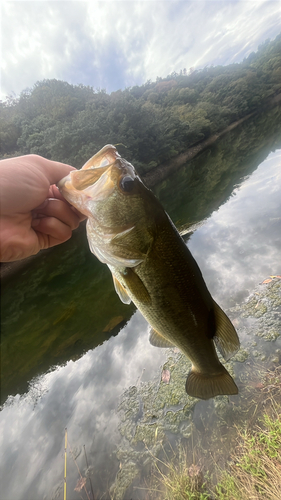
[57,175,70,190]
[57,179,65,190]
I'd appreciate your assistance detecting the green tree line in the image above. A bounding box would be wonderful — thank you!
[1,35,280,174]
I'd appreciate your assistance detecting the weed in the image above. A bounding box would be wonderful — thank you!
[141,443,211,500]
[144,367,281,500]
[216,380,281,500]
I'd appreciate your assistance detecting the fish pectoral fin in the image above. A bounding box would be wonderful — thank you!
[87,236,144,268]
[122,268,151,305]
[113,276,131,305]
[149,328,175,348]
[186,365,238,400]
[212,301,240,361]
[110,228,151,264]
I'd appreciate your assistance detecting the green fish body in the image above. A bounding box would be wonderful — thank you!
[58,145,240,399]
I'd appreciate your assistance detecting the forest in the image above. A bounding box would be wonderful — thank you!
[0,34,281,175]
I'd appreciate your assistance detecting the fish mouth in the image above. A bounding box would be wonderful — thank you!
[57,145,120,198]
[57,144,136,201]
[81,144,120,171]
[57,167,117,207]
[57,175,71,191]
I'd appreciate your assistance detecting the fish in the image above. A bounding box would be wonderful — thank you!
[57,145,240,400]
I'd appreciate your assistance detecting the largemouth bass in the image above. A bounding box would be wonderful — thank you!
[58,145,240,399]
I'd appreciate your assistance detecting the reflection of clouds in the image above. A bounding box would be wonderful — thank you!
[188,151,281,308]
[1,151,281,499]
[0,312,167,500]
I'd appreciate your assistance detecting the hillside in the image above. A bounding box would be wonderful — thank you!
[0,35,280,175]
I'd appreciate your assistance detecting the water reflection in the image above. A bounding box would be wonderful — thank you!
[1,125,281,498]
[1,235,136,402]
[1,106,281,402]
[188,151,281,308]
[0,313,167,500]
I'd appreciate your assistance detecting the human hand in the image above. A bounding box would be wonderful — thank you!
[0,154,86,262]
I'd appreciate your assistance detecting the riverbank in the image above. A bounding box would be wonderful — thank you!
[109,277,281,499]
[147,375,281,500]
[1,93,280,280]
[143,92,281,187]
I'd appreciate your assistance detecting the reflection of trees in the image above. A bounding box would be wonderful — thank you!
[2,102,280,403]
[154,105,281,226]
[0,225,135,403]
[1,35,281,402]
[1,35,280,173]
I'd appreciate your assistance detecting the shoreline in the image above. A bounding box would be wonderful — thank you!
[143,92,281,187]
[1,93,280,280]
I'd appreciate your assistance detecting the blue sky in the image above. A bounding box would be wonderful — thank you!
[1,0,280,101]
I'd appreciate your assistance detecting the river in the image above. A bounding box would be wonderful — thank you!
[1,105,281,500]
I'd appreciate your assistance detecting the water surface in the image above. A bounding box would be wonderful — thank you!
[1,108,281,500]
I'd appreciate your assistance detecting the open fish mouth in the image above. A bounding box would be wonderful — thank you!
[58,145,138,210]
[57,145,125,204]
[81,144,121,171]
[57,167,116,206]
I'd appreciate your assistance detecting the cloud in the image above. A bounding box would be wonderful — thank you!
[0,309,167,499]
[0,141,280,498]
[188,150,281,308]
[1,0,280,100]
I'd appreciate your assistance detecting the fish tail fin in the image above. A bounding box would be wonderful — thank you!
[186,366,238,400]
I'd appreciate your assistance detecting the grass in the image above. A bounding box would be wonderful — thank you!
[143,444,210,500]
[143,367,281,500]
[216,406,281,500]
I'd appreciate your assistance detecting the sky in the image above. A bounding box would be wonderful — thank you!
[1,0,281,101]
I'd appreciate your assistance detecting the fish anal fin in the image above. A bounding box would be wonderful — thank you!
[212,301,240,361]
[122,268,151,305]
[186,366,238,400]
[149,328,175,348]
[113,276,131,305]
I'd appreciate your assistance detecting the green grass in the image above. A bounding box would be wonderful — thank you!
[216,406,281,500]
[147,449,211,500]
[145,368,281,500]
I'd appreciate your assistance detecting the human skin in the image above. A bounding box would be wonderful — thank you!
[0,154,86,262]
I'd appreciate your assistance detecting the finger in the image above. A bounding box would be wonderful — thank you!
[31,216,73,248]
[0,155,76,215]
[48,185,87,221]
[32,198,81,230]
[29,155,76,186]
[48,184,67,201]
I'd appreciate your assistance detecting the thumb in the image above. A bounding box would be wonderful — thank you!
[35,157,76,185]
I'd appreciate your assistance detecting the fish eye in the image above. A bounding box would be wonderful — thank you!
[120,175,135,192]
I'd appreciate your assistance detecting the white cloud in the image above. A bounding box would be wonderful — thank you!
[1,0,280,100]
[0,310,167,499]
[188,150,281,308]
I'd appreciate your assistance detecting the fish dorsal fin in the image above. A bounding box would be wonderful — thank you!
[212,301,240,361]
[149,328,175,348]
[113,276,131,305]
[122,268,151,305]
